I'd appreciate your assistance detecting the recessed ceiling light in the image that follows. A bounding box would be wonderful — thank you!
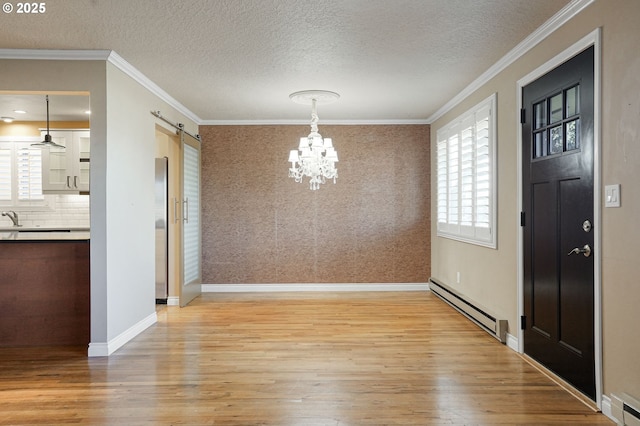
[1,117,15,123]
[13,110,26,114]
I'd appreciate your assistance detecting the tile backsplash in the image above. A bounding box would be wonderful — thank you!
[2,194,90,228]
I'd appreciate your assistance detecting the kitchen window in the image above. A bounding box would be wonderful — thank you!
[436,94,497,248]
[0,139,49,208]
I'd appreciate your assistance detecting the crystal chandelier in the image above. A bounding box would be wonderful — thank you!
[288,90,339,190]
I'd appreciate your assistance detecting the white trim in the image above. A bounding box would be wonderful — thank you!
[86,342,109,358]
[517,30,599,88]
[106,51,201,125]
[506,333,519,352]
[202,283,429,293]
[427,0,595,124]
[516,28,602,408]
[592,28,603,414]
[166,296,180,306]
[601,395,616,423]
[0,48,111,61]
[200,119,430,126]
[0,48,202,126]
[87,312,157,357]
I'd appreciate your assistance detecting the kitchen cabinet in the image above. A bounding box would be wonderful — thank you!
[41,130,90,193]
[0,237,90,347]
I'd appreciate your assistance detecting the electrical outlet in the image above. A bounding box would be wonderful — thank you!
[456,272,461,284]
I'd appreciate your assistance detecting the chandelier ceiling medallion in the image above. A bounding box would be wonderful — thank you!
[287,90,339,191]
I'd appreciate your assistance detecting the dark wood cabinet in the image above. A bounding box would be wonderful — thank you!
[0,240,90,347]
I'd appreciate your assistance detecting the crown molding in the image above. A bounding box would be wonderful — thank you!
[0,48,202,125]
[426,0,595,124]
[0,48,111,60]
[105,51,201,125]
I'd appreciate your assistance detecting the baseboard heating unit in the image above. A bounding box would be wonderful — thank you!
[612,393,640,426]
[428,278,508,343]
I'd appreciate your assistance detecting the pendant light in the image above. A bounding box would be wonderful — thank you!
[31,95,65,149]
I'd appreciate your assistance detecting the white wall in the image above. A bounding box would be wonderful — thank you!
[98,61,199,353]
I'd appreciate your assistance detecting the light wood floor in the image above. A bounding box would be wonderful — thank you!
[0,292,613,425]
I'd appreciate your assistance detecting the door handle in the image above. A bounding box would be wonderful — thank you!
[183,198,189,224]
[173,198,180,223]
[568,244,591,257]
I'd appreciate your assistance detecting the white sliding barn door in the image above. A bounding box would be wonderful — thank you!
[179,131,202,307]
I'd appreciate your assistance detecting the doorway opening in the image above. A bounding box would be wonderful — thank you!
[154,123,202,307]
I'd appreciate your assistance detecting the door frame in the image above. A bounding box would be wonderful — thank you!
[516,28,602,407]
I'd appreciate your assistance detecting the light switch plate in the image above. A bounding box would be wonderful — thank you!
[605,184,621,208]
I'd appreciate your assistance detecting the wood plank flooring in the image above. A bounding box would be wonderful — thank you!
[0,292,613,425]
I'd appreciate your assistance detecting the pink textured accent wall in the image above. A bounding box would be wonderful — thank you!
[199,124,430,284]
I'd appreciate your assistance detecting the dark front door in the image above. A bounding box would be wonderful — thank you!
[522,46,595,400]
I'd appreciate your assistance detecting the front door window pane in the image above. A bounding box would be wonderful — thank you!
[566,119,580,151]
[534,101,547,129]
[534,131,546,158]
[550,93,563,124]
[566,86,579,117]
[550,125,563,154]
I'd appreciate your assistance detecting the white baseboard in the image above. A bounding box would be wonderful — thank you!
[86,342,109,357]
[506,333,519,352]
[601,395,617,423]
[88,311,157,357]
[202,283,429,293]
[166,296,180,306]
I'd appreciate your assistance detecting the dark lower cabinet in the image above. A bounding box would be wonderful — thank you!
[0,240,90,347]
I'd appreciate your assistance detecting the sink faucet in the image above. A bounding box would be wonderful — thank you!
[1,211,20,227]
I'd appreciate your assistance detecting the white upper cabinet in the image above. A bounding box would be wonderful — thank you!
[41,130,90,193]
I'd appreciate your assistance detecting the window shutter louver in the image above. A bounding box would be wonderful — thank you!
[436,132,448,226]
[447,132,459,226]
[0,147,12,201]
[17,147,44,201]
[460,120,474,228]
[475,108,491,230]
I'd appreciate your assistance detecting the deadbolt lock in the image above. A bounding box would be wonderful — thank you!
[582,220,592,233]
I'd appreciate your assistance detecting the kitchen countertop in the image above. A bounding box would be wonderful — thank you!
[0,229,90,241]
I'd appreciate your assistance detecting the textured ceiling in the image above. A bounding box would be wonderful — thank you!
[0,0,572,122]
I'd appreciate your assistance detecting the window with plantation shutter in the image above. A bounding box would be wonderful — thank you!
[0,147,11,201]
[17,146,44,201]
[0,139,48,208]
[436,94,496,248]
